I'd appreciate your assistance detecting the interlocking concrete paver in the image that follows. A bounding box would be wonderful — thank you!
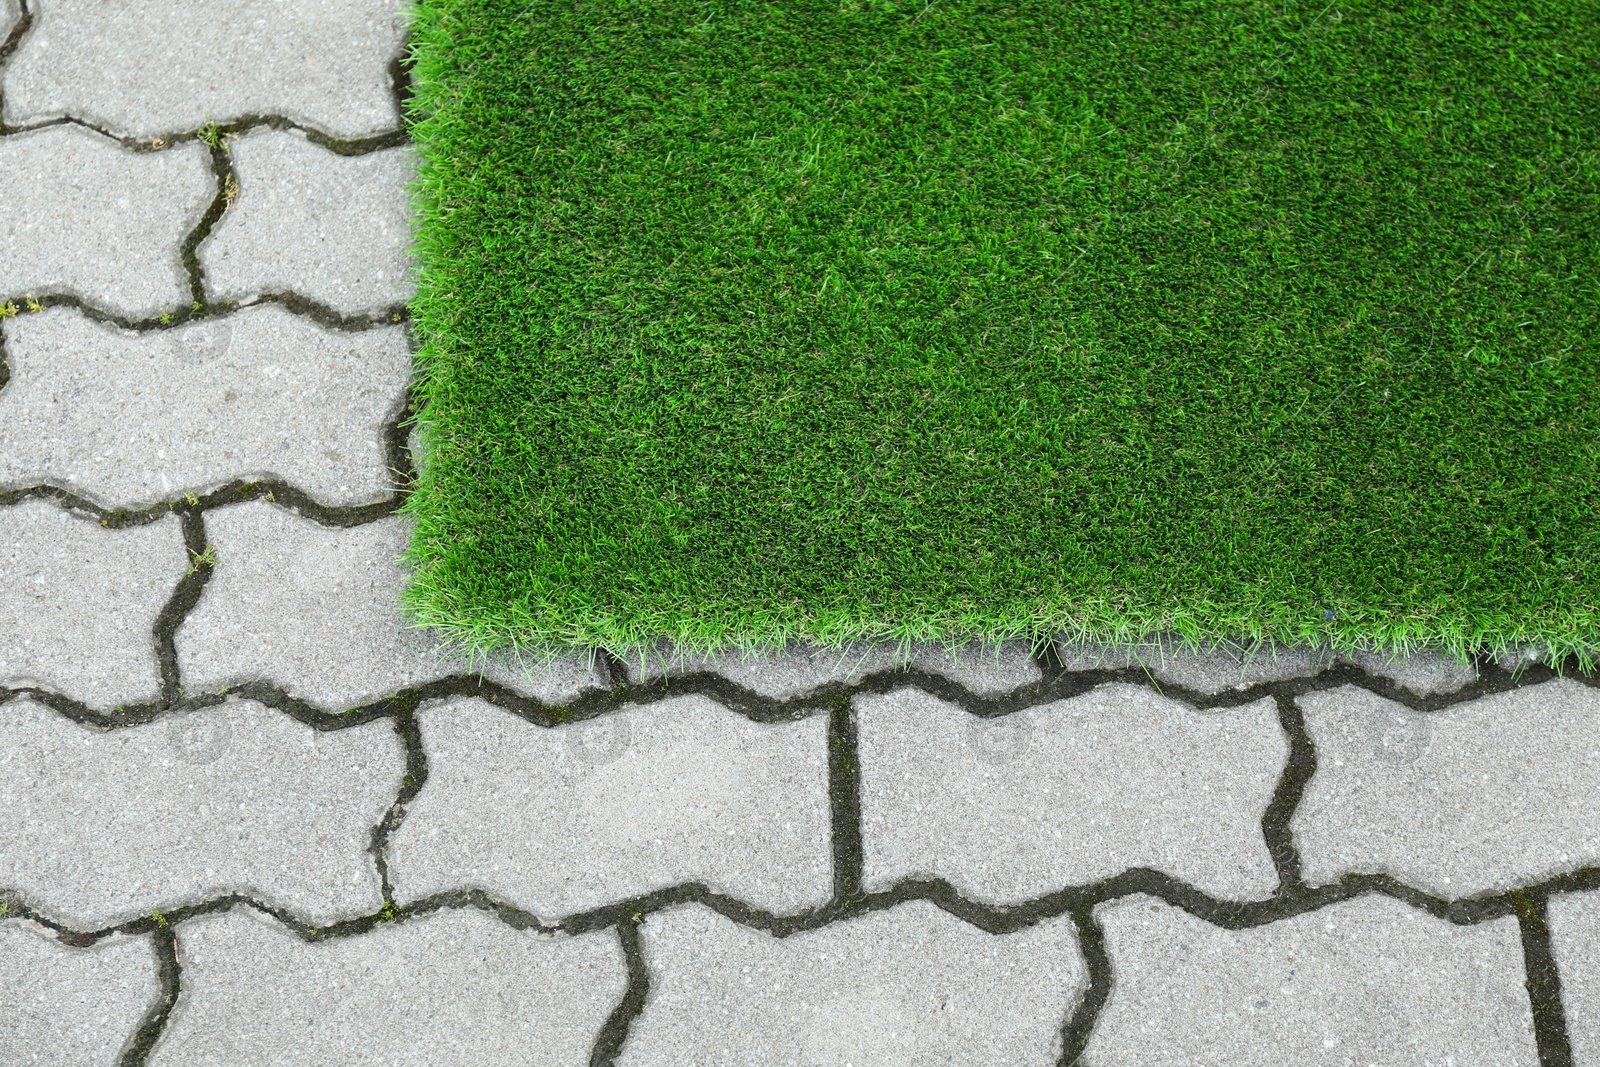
[626,638,1039,699]
[622,902,1084,1066]
[1055,634,1334,695]
[860,685,1285,901]
[0,698,401,927]
[3,0,406,140]
[0,306,409,508]
[1338,647,1478,696]
[200,132,415,315]
[0,500,185,707]
[390,695,831,917]
[1293,680,1600,898]
[151,907,625,1067]
[0,126,211,319]
[0,921,159,1067]
[1548,891,1600,1065]
[1087,894,1538,1064]
[176,502,605,709]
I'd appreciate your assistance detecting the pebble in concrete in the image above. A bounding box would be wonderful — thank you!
[0,500,186,708]
[1087,894,1538,1064]
[0,698,401,927]
[0,126,211,319]
[859,685,1285,902]
[626,638,1039,700]
[151,907,625,1067]
[0,922,160,1067]
[0,306,409,508]
[1293,680,1600,898]
[1548,891,1600,1065]
[1055,634,1333,695]
[176,502,606,709]
[622,902,1084,1066]
[3,0,406,140]
[390,695,831,917]
[201,132,415,316]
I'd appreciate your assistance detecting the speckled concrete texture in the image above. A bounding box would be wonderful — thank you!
[0,698,402,927]
[389,695,832,917]
[3,0,407,139]
[0,125,211,318]
[1086,894,1538,1065]
[0,922,160,1067]
[149,907,626,1067]
[859,684,1285,902]
[1293,680,1600,898]
[0,306,409,507]
[622,902,1085,1066]
[200,131,415,315]
[0,501,186,707]
[1549,890,1600,1065]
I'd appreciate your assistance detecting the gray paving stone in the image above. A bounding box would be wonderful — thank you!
[0,698,400,927]
[1292,680,1600,898]
[0,126,210,318]
[1086,894,1537,1064]
[390,695,831,918]
[1548,891,1600,1066]
[0,306,409,508]
[200,132,415,315]
[0,921,159,1067]
[623,902,1084,1066]
[151,906,624,1067]
[0,0,18,44]
[0,500,186,707]
[626,638,1039,700]
[1055,634,1334,695]
[176,502,606,709]
[859,685,1285,902]
[1338,646,1478,696]
[3,0,406,140]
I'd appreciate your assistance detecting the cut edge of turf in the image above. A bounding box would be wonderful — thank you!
[396,516,1600,678]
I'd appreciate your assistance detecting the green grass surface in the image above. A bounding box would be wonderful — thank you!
[404,0,1600,664]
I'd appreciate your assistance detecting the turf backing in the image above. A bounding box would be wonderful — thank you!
[403,0,1600,663]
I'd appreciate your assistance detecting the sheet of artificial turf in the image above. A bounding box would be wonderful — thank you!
[403,0,1600,662]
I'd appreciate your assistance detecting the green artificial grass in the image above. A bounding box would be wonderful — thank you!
[403,0,1600,665]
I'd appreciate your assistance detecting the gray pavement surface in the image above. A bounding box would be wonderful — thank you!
[1087,894,1539,1064]
[2,0,1598,1062]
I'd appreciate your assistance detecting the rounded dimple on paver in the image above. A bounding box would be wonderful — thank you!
[389,694,832,918]
[200,131,416,315]
[0,921,160,1067]
[623,901,1084,1066]
[1337,647,1479,696]
[1087,894,1539,1065]
[2,0,406,140]
[0,306,410,508]
[175,502,606,709]
[1055,634,1334,695]
[0,500,186,707]
[0,698,401,928]
[625,637,1040,700]
[1292,680,1600,898]
[1548,891,1600,1064]
[150,906,625,1067]
[0,125,211,319]
[859,684,1286,902]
